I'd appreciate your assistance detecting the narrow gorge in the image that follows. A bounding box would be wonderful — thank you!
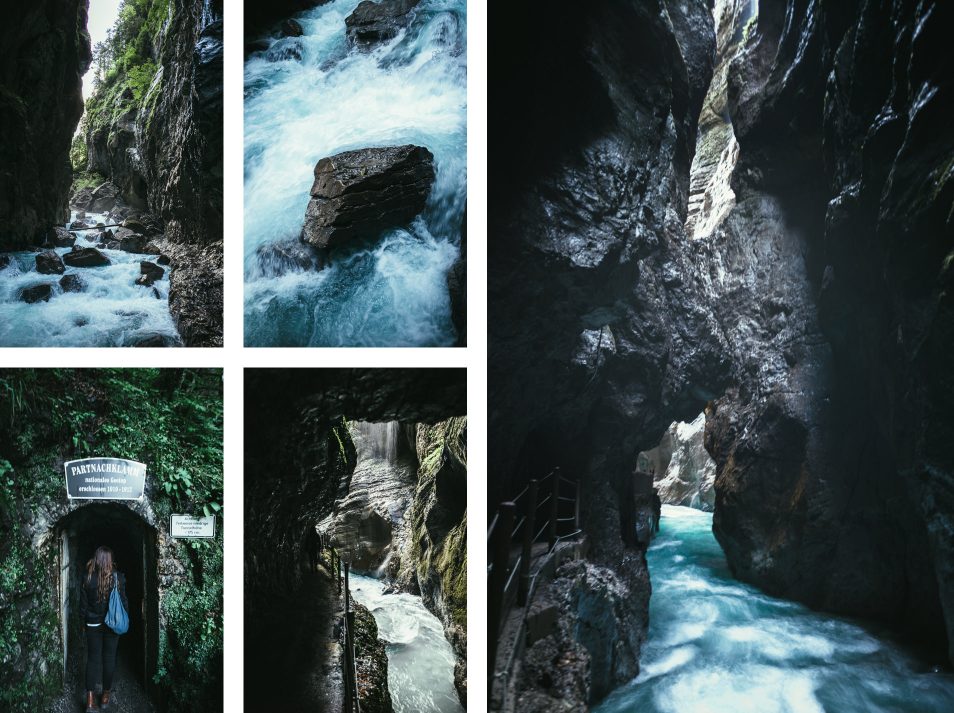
[245,369,467,711]
[489,0,954,710]
[0,1,222,347]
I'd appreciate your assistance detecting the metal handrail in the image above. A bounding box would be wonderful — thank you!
[488,467,584,698]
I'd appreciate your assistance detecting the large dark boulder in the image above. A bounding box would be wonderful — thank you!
[300,145,434,250]
[19,283,54,303]
[63,247,110,268]
[345,0,421,48]
[46,227,76,248]
[136,261,164,287]
[88,182,122,213]
[35,250,65,275]
[0,4,91,251]
[119,234,148,253]
[59,273,84,293]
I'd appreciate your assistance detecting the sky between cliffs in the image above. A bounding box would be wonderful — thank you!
[84,0,124,100]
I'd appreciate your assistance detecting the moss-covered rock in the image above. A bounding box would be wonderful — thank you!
[351,601,393,713]
[404,416,468,704]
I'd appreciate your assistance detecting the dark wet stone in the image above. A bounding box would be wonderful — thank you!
[63,247,110,268]
[35,250,66,274]
[19,283,54,303]
[300,144,434,250]
[59,274,84,293]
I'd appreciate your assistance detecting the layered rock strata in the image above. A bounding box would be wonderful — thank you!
[301,145,435,250]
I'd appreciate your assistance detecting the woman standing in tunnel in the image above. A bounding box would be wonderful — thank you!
[80,546,128,712]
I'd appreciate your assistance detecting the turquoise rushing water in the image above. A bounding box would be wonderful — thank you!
[243,0,466,347]
[595,505,954,713]
[349,573,463,713]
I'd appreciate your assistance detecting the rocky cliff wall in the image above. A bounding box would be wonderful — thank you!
[489,0,721,706]
[490,0,954,695]
[80,0,223,345]
[706,0,954,664]
[0,3,91,250]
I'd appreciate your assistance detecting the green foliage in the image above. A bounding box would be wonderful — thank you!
[69,133,87,173]
[82,0,168,144]
[0,369,223,711]
[154,542,223,709]
[71,171,108,192]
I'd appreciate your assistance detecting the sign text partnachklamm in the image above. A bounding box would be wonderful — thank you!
[64,457,147,500]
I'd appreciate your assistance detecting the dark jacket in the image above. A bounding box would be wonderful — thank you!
[79,570,128,626]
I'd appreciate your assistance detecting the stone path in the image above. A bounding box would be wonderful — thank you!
[50,654,156,713]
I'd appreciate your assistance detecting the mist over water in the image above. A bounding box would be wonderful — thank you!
[594,506,954,713]
[243,0,466,347]
[0,211,179,347]
[350,573,463,713]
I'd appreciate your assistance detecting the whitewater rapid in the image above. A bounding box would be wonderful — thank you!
[594,505,954,713]
[0,211,179,347]
[243,0,466,347]
[349,573,463,713]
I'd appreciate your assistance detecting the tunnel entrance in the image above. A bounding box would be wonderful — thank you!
[56,504,159,694]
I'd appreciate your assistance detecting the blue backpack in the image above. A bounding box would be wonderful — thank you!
[105,573,129,635]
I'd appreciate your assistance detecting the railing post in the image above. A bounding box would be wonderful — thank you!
[348,609,357,713]
[548,470,560,549]
[574,478,581,531]
[488,501,515,691]
[517,480,538,606]
[344,560,350,614]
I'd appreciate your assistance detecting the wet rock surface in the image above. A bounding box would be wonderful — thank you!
[35,250,66,275]
[300,144,435,250]
[639,413,716,511]
[0,4,91,250]
[63,247,110,268]
[490,0,954,691]
[705,0,954,666]
[489,0,719,705]
[144,238,224,347]
[345,0,422,48]
[19,283,54,304]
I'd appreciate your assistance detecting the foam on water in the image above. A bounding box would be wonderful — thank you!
[349,573,463,713]
[0,212,179,347]
[594,505,954,713]
[243,0,466,346]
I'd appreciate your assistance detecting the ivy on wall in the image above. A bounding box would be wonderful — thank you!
[0,369,223,712]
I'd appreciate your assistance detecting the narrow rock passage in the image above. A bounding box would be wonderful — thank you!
[594,506,954,713]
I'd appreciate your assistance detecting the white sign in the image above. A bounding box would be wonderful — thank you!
[64,458,146,500]
[170,514,216,539]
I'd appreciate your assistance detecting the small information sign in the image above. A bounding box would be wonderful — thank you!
[64,457,146,500]
[170,514,216,539]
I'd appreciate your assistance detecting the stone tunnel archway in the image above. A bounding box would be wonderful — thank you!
[54,503,160,695]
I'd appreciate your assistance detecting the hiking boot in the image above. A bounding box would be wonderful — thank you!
[86,691,100,712]
[101,690,112,709]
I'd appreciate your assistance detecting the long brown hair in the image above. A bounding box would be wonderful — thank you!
[86,546,114,603]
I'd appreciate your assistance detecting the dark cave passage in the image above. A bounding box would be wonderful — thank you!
[54,504,159,711]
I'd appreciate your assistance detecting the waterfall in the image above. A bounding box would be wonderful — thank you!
[351,421,403,464]
[350,574,463,713]
[243,0,466,347]
[594,506,954,712]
